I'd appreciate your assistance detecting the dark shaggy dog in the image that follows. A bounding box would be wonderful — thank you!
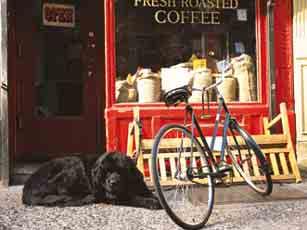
[22,152,161,209]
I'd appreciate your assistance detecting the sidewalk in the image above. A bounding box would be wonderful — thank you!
[215,182,307,205]
[1,171,307,230]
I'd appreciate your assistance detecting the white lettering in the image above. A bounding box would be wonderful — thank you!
[134,0,142,7]
[167,10,180,24]
[155,10,167,23]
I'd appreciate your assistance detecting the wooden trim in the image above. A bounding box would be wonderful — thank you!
[126,122,134,157]
[256,0,269,105]
[0,0,9,187]
[104,0,116,109]
[266,113,282,129]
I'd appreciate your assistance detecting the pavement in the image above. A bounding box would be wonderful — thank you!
[215,167,307,204]
[1,168,307,229]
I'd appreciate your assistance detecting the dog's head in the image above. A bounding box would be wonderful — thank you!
[102,170,126,200]
[92,153,129,201]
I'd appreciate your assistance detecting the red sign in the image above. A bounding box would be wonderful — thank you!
[43,3,75,28]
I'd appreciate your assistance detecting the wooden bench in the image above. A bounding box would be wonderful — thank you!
[127,103,302,185]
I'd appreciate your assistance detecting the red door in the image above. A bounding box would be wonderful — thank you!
[12,0,104,159]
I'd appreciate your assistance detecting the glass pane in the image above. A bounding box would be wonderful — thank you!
[115,1,258,104]
[35,2,83,117]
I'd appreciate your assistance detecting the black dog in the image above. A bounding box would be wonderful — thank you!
[22,152,161,209]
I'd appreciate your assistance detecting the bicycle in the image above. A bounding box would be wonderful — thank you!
[151,65,273,230]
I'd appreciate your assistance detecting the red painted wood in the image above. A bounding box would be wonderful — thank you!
[257,0,269,105]
[11,0,105,159]
[274,0,294,111]
[105,0,116,109]
[273,0,296,144]
[104,0,296,153]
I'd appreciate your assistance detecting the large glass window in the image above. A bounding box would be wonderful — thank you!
[115,0,258,104]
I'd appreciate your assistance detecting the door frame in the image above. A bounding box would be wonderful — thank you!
[0,0,9,187]
[4,0,105,185]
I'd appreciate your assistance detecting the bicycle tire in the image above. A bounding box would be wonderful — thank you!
[227,121,273,195]
[151,124,214,230]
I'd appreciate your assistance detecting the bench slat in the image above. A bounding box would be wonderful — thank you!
[269,153,280,176]
[142,134,288,150]
[279,152,290,175]
[251,155,261,177]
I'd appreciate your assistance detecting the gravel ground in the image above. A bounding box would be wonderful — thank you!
[1,186,307,230]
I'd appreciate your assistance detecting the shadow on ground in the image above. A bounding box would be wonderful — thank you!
[214,168,307,205]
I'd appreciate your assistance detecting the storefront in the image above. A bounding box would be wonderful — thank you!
[104,0,295,152]
[0,0,298,186]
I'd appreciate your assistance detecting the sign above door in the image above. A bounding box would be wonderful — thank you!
[42,3,75,28]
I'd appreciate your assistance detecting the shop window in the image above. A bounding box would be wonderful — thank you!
[115,0,258,104]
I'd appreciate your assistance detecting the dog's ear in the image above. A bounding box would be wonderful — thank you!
[91,160,106,195]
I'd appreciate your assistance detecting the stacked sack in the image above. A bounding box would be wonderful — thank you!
[189,68,213,103]
[137,69,161,103]
[116,69,162,103]
[231,54,257,102]
[115,74,138,103]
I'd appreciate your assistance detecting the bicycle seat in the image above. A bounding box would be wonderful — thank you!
[163,86,191,106]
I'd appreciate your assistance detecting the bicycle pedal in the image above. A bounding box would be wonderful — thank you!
[221,173,234,186]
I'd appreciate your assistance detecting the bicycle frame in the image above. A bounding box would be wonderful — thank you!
[184,87,233,173]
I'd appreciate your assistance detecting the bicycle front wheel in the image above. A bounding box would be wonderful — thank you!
[228,121,273,195]
[151,124,214,230]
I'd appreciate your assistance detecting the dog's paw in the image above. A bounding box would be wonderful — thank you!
[81,194,96,204]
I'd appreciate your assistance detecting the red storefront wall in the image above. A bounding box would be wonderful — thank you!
[104,0,295,153]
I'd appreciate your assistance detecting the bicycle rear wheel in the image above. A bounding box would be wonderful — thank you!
[151,124,214,230]
[227,121,273,195]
